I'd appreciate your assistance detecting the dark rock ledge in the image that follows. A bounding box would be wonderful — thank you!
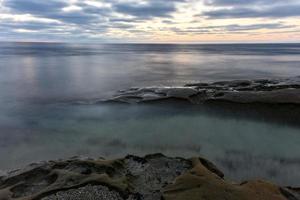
[105,77,300,104]
[0,154,299,200]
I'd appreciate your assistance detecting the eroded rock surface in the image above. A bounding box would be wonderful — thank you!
[105,77,300,104]
[42,185,123,200]
[0,154,299,200]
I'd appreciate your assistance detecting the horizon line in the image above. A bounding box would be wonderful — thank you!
[1,40,300,45]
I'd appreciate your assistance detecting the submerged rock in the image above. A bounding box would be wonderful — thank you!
[105,77,300,104]
[0,154,299,200]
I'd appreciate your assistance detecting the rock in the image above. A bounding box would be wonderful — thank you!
[163,158,297,200]
[42,185,124,200]
[104,77,300,104]
[0,154,298,200]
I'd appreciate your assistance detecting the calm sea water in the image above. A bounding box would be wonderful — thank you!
[0,42,300,185]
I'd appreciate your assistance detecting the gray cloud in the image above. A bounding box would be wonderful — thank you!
[204,5,300,18]
[4,0,68,14]
[203,0,300,18]
[2,0,186,26]
[204,0,293,6]
[4,0,185,22]
[45,12,100,24]
[224,23,294,31]
[113,0,185,19]
[170,23,294,34]
[109,18,141,23]
[3,0,111,24]
[0,21,61,30]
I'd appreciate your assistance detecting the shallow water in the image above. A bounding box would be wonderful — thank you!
[0,42,300,186]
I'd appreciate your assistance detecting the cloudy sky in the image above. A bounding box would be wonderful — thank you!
[0,0,300,43]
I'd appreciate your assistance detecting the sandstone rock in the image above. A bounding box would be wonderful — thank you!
[0,154,298,200]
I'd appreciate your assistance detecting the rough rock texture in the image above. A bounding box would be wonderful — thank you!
[105,77,300,104]
[0,154,299,200]
[163,158,299,200]
[42,185,123,200]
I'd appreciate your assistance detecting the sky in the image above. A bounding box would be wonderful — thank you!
[0,0,300,43]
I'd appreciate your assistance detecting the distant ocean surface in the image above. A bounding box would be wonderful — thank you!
[0,42,300,186]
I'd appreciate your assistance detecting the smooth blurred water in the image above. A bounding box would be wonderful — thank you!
[0,42,300,186]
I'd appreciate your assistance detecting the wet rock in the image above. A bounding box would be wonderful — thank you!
[105,77,300,104]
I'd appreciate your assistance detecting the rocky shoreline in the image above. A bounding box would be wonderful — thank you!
[105,77,300,104]
[0,154,299,200]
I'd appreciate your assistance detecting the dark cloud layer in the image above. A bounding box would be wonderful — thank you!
[4,0,108,24]
[4,0,68,14]
[4,0,184,22]
[114,0,185,19]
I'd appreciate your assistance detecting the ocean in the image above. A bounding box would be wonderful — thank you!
[0,42,300,185]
